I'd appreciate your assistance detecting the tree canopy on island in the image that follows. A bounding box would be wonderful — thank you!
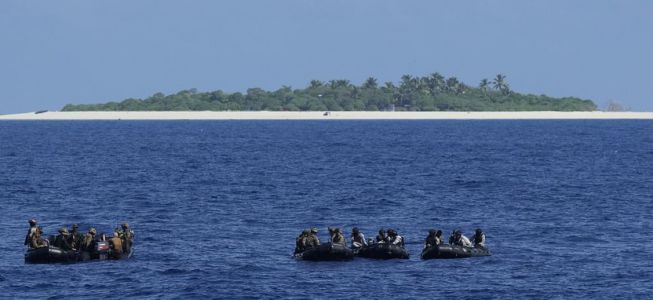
[62,73,596,111]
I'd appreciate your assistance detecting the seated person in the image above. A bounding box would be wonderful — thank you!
[472,228,486,248]
[109,231,124,258]
[386,229,404,247]
[80,228,98,252]
[294,229,310,254]
[375,228,387,244]
[424,229,443,249]
[53,228,73,251]
[307,227,320,246]
[451,230,472,247]
[29,226,48,248]
[350,227,367,249]
[328,227,346,246]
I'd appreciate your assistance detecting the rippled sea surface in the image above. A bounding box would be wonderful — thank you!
[1,120,653,299]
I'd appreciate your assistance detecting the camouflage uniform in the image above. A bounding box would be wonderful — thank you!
[24,219,38,248]
[53,228,73,251]
[67,224,83,250]
[80,228,97,252]
[330,228,346,246]
[294,230,310,254]
[120,223,134,253]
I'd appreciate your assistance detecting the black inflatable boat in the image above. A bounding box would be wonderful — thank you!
[420,244,490,260]
[355,243,409,259]
[296,242,354,261]
[25,240,134,264]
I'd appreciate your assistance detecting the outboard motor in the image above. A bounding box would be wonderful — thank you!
[96,241,110,260]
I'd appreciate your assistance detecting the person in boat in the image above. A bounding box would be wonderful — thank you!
[350,227,367,249]
[294,229,310,254]
[67,224,83,250]
[24,219,38,248]
[386,229,404,247]
[424,229,442,249]
[28,226,48,248]
[120,223,134,252]
[53,228,73,251]
[472,228,486,248]
[451,230,472,247]
[305,227,320,248]
[328,227,346,246]
[80,227,97,252]
[109,231,123,259]
[375,228,387,244]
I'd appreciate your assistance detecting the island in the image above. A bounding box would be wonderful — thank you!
[61,73,596,112]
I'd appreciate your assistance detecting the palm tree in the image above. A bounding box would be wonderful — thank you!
[362,77,378,89]
[383,81,396,91]
[400,75,413,89]
[335,79,351,89]
[309,80,323,89]
[492,74,510,95]
[445,77,460,94]
[427,72,445,94]
[479,79,489,91]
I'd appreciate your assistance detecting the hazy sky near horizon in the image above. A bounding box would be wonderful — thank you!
[1,0,652,113]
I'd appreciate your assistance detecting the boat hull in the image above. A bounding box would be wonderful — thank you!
[25,242,134,264]
[356,243,409,259]
[421,244,490,260]
[297,243,354,261]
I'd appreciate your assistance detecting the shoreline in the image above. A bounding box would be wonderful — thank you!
[1,111,653,120]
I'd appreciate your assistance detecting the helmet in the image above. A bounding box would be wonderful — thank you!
[72,224,79,229]
[89,227,97,235]
[58,227,69,235]
[310,227,318,234]
[28,219,37,226]
[429,229,437,235]
[302,229,310,235]
[436,230,442,236]
[334,228,341,233]
[122,223,130,229]
[378,228,385,234]
[352,227,359,234]
[476,228,483,233]
[388,229,396,236]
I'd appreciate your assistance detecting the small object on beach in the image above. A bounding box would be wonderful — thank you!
[35,110,48,114]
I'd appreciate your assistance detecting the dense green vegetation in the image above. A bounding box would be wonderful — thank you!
[62,73,596,111]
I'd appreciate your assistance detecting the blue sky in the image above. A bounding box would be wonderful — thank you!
[1,0,652,113]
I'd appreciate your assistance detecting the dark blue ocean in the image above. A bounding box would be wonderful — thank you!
[1,120,652,299]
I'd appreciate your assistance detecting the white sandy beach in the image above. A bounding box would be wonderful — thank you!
[1,111,653,120]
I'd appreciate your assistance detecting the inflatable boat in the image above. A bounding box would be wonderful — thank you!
[296,242,354,261]
[355,243,409,259]
[25,240,134,264]
[420,244,490,260]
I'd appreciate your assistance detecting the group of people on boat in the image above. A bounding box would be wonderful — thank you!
[24,219,134,258]
[295,226,487,254]
[294,226,406,254]
[424,228,486,249]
